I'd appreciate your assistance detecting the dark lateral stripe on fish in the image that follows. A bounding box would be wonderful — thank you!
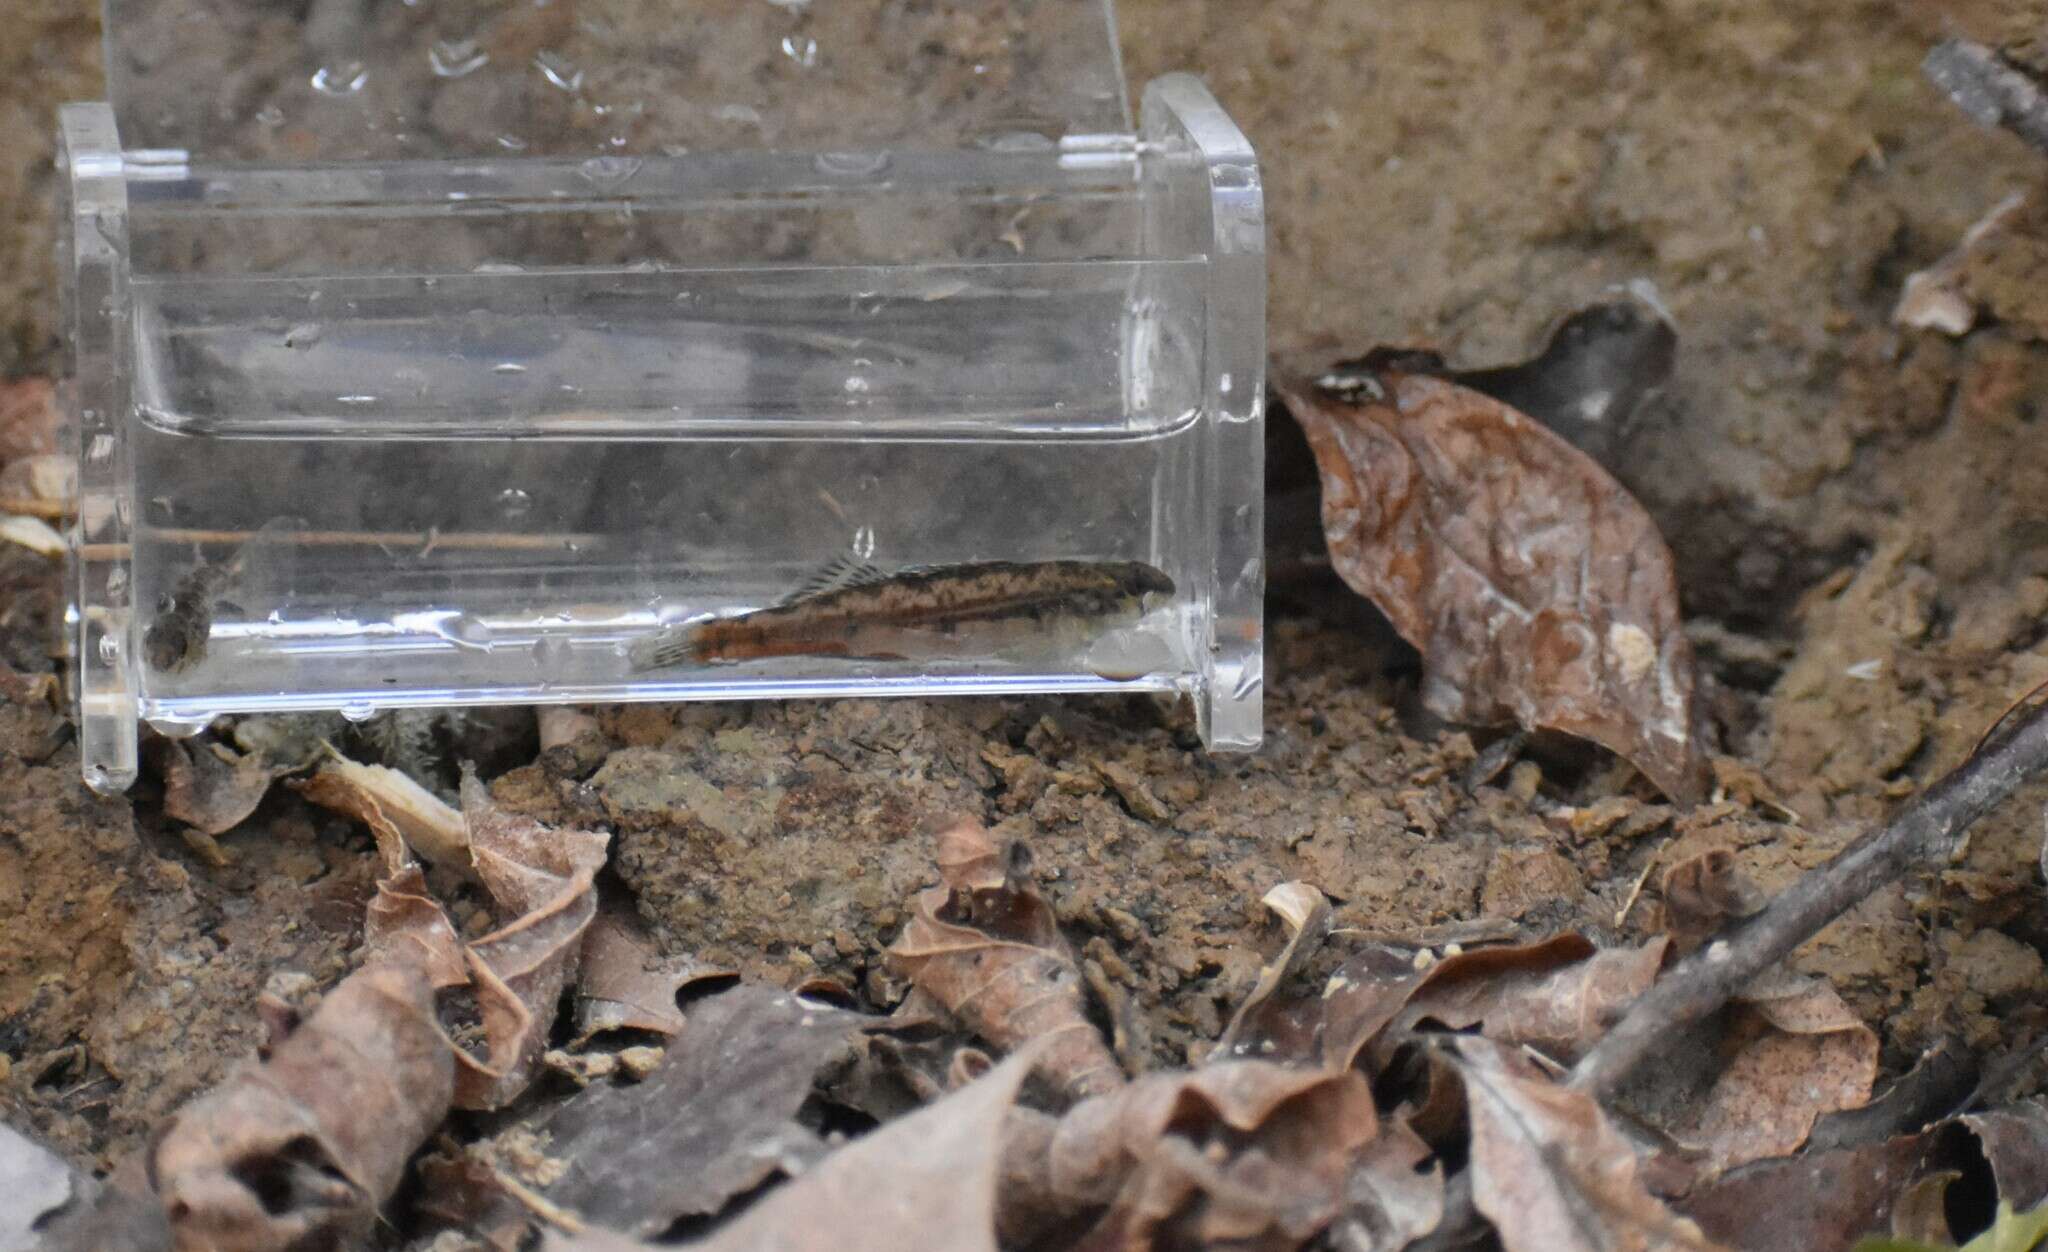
[630,559,1172,669]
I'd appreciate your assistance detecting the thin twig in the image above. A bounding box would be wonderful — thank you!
[1925,38,2048,158]
[1572,697,2048,1097]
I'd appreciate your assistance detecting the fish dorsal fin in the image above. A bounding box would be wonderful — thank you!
[783,554,892,604]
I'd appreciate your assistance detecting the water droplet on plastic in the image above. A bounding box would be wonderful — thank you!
[147,717,209,739]
[255,104,286,127]
[534,50,584,92]
[337,393,378,406]
[781,35,819,68]
[284,322,322,350]
[852,291,885,316]
[311,62,369,96]
[852,525,876,559]
[496,133,528,151]
[443,614,494,648]
[578,154,643,187]
[713,103,763,127]
[496,487,534,518]
[97,632,120,663]
[493,361,528,375]
[88,433,116,462]
[815,150,890,177]
[429,37,488,77]
[843,376,870,394]
[339,702,376,723]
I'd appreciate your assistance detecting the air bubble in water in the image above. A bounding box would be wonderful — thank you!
[843,376,870,394]
[284,323,322,350]
[430,38,489,78]
[781,35,819,68]
[852,525,876,559]
[496,487,534,518]
[311,62,369,96]
[493,361,528,375]
[496,133,528,151]
[339,702,376,723]
[534,50,585,92]
[255,104,286,127]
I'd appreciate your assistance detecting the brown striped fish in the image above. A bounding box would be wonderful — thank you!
[629,557,1174,670]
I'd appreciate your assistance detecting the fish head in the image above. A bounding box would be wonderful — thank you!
[1115,562,1176,604]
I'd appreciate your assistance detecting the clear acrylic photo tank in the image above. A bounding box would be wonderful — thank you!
[60,0,1265,793]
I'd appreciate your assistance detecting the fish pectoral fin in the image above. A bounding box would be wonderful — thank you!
[782,554,894,604]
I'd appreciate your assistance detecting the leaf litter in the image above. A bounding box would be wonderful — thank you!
[1277,361,1711,802]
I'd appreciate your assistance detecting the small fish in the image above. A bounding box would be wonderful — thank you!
[143,518,297,674]
[630,557,1174,670]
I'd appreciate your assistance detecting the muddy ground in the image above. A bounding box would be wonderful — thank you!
[7,0,2048,1201]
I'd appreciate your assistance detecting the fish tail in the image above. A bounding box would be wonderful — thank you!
[628,621,711,671]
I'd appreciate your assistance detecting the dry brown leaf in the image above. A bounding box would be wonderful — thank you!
[1963,1099,2048,1213]
[364,864,470,990]
[1455,1036,1725,1252]
[1387,935,1669,1068]
[887,817,1121,1103]
[540,984,864,1237]
[574,905,731,1041]
[1676,1128,1947,1252]
[450,768,610,1110]
[1279,368,1709,802]
[1626,973,1879,1177]
[1237,933,1603,1072]
[295,754,469,867]
[152,737,281,837]
[1330,1121,1446,1252]
[1659,849,1761,953]
[669,1041,1047,1252]
[999,1060,1378,1252]
[150,963,455,1252]
[1213,881,1332,1061]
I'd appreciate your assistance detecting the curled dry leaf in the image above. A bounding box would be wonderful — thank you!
[1278,368,1710,802]
[152,737,282,838]
[1454,1036,1725,1252]
[1962,1099,2048,1214]
[1213,881,1332,1061]
[1000,1061,1378,1251]
[887,818,1122,1103]
[150,963,455,1252]
[364,864,470,989]
[449,768,610,1109]
[1624,972,1879,1178]
[540,984,863,1238]
[295,752,469,867]
[574,905,733,1041]
[1233,932,1643,1075]
[1659,849,1762,954]
[1383,934,1669,1070]
[1331,1121,1446,1252]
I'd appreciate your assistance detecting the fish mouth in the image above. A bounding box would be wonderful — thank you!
[1123,562,1176,602]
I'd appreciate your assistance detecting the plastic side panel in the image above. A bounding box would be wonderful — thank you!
[59,103,139,793]
[1139,74,1265,751]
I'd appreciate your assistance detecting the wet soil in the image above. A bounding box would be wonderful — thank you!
[8,0,2048,1181]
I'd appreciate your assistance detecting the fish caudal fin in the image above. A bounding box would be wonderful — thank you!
[628,622,710,672]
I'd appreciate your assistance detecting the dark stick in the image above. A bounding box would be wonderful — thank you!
[1925,38,2048,158]
[1572,698,2048,1098]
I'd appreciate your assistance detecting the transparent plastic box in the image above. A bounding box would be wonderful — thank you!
[59,0,1265,794]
